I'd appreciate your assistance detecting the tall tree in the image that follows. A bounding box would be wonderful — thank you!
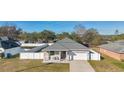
[74,24,86,37]
[40,30,56,42]
[0,25,22,39]
[73,24,103,46]
[56,32,70,40]
[83,28,102,45]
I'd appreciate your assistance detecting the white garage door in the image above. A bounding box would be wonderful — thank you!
[73,51,88,60]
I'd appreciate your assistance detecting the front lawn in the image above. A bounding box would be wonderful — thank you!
[89,48,124,72]
[0,57,69,72]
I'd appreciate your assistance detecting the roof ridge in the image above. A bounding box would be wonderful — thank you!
[57,42,70,50]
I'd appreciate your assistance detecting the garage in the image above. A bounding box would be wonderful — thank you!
[72,51,89,60]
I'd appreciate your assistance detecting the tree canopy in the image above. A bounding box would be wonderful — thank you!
[0,25,22,39]
[0,24,123,46]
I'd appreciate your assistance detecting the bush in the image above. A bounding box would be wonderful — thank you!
[0,53,4,58]
[121,60,124,62]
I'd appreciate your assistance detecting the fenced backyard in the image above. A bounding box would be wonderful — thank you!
[20,52,44,59]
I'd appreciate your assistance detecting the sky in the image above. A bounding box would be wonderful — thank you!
[0,21,124,35]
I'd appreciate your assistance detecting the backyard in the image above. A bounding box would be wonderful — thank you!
[89,48,124,72]
[0,57,69,72]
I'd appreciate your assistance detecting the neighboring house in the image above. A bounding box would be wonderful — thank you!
[42,38,100,63]
[21,43,53,47]
[0,37,21,58]
[99,40,124,61]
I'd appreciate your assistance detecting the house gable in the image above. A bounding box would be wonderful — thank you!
[42,38,89,51]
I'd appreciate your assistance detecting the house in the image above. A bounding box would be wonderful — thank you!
[0,37,21,58]
[99,40,124,61]
[42,38,100,63]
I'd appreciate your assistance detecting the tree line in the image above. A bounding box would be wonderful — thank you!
[0,24,123,46]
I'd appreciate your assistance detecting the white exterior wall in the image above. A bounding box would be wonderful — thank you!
[20,52,44,59]
[90,50,101,60]
[68,50,101,61]
[4,47,21,57]
[66,51,70,60]
[71,51,89,60]
[43,50,101,62]
[90,53,100,60]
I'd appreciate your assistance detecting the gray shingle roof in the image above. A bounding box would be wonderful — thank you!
[24,44,48,52]
[42,38,89,51]
[42,43,69,51]
[0,40,20,49]
[99,40,124,53]
[0,37,9,41]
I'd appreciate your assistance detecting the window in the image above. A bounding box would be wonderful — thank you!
[50,51,59,55]
[50,51,54,55]
[55,51,59,55]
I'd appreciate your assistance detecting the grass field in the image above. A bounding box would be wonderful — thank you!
[0,57,69,72]
[89,48,124,72]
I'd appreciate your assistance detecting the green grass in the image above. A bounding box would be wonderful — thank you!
[0,57,69,72]
[112,62,124,69]
[89,48,124,72]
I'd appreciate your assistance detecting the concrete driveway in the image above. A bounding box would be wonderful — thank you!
[70,61,95,72]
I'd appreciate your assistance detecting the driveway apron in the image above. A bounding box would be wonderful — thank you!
[70,61,95,72]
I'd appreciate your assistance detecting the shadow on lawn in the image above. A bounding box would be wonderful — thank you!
[101,56,104,60]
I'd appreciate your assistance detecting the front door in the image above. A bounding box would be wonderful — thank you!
[61,51,66,60]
